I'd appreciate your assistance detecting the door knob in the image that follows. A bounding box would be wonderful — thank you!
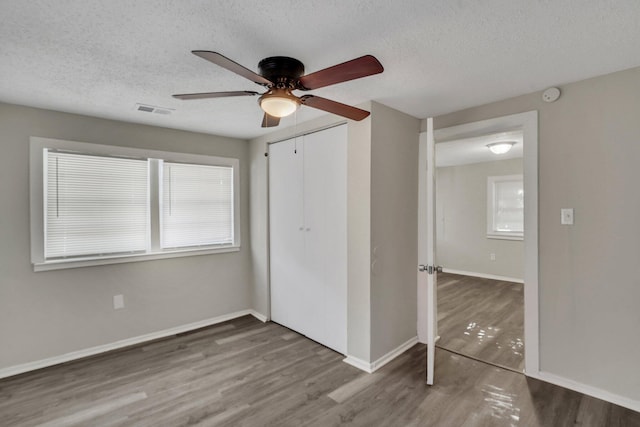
[418,265,443,274]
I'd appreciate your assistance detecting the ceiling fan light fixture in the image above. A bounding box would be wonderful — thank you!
[487,141,516,155]
[259,89,300,118]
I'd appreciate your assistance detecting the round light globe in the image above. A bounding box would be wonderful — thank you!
[259,91,299,118]
[486,141,515,155]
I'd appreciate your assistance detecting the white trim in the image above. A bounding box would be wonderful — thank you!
[486,234,523,241]
[33,246,240,271]
[249,310,268,323]
[371,336,419,372]
[442,268,524,284]
[529,371,640,413]
[343,336,418,374]
[342,355,374,373]
[0,309,264,380]
[434,110,539,376]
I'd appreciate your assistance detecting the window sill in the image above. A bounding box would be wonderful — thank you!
[487,233,523,241]
[33,246,240,272]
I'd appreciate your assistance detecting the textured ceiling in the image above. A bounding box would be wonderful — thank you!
[1,1,640,139]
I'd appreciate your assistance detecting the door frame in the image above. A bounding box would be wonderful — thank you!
[420,110,539,377]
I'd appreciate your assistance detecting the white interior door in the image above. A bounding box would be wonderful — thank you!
[302,131,329,343]
[269,137,307,334]
[269,125,347,355]
[418,118,438,385]
[303,125,347,353]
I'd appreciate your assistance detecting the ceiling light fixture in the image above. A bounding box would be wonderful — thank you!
[259,88,300,118]
[487,141,516,155]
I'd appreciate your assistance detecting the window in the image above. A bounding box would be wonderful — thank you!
[161,162,234,249]
[487,174,523,240]
[45,151,149,259]
[30,137,240,271]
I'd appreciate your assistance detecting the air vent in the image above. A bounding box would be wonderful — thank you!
[134,103,174,115]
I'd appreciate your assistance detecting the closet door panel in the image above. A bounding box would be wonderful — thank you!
[302,131,331,345]
[269,125,347,354]
[304,125,348,353]
[269,138,306,332]
[323,125,348,353]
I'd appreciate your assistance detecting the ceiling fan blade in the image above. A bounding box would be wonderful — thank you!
[172,91,259,100]
[261,113,280,128]
[297,55,383,90]
[300,95,370,121]
[192,51,273,86]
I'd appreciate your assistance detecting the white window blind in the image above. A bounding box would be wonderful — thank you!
[45,151,149,258]
[161,162,234,249]
[487,175,523,239]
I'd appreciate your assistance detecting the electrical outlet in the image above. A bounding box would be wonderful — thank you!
[490,253,496,261]
[113,294,124,310]
[561,208,574,225]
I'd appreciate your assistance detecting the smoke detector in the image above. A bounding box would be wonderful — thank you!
[542,87,561,103]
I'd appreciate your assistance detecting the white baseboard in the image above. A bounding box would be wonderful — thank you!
[0,309,265,380]
[343,355,374,373]
[249,310,268,323]
[528,371,640,413]
[343,336,419,374]
[442,268,524,284]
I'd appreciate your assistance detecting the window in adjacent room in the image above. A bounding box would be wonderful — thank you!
[487,174,523,240]
[30,137,240,271]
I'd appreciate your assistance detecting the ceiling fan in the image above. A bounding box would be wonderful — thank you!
[173,51,384,127]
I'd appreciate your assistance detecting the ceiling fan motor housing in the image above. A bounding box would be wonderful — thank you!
[258,56,305,87]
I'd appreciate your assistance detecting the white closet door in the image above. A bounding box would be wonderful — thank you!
[302,130,330,345]
[269,138,306,333]
[269,125,347,355]
[303,125,347,353]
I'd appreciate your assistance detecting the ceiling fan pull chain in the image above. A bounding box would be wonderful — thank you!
[294,109,298,154]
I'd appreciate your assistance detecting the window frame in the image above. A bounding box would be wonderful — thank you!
[486,174,524,241]
[30,137,240,271]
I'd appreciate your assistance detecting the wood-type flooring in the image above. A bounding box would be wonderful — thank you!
[437,272,525,372]
[1,315,639,426]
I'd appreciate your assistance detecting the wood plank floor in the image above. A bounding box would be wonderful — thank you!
[437,272,525,372]
[1,315,639,426]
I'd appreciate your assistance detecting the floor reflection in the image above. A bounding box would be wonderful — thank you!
[437,272,525,371]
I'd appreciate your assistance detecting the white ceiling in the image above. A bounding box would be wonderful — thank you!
[1,1,640,140]
[436,131,523,167]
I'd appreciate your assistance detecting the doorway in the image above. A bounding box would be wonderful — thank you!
[418,111,539,381]
[435,131,525,371]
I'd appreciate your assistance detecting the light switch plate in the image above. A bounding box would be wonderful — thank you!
[561,208,574,225]
[113,294,124,310]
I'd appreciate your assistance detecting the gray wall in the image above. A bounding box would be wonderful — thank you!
[436,158,524,280]
[430,66,640,401]
[369,102,420,360]
[0,103,252,371]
